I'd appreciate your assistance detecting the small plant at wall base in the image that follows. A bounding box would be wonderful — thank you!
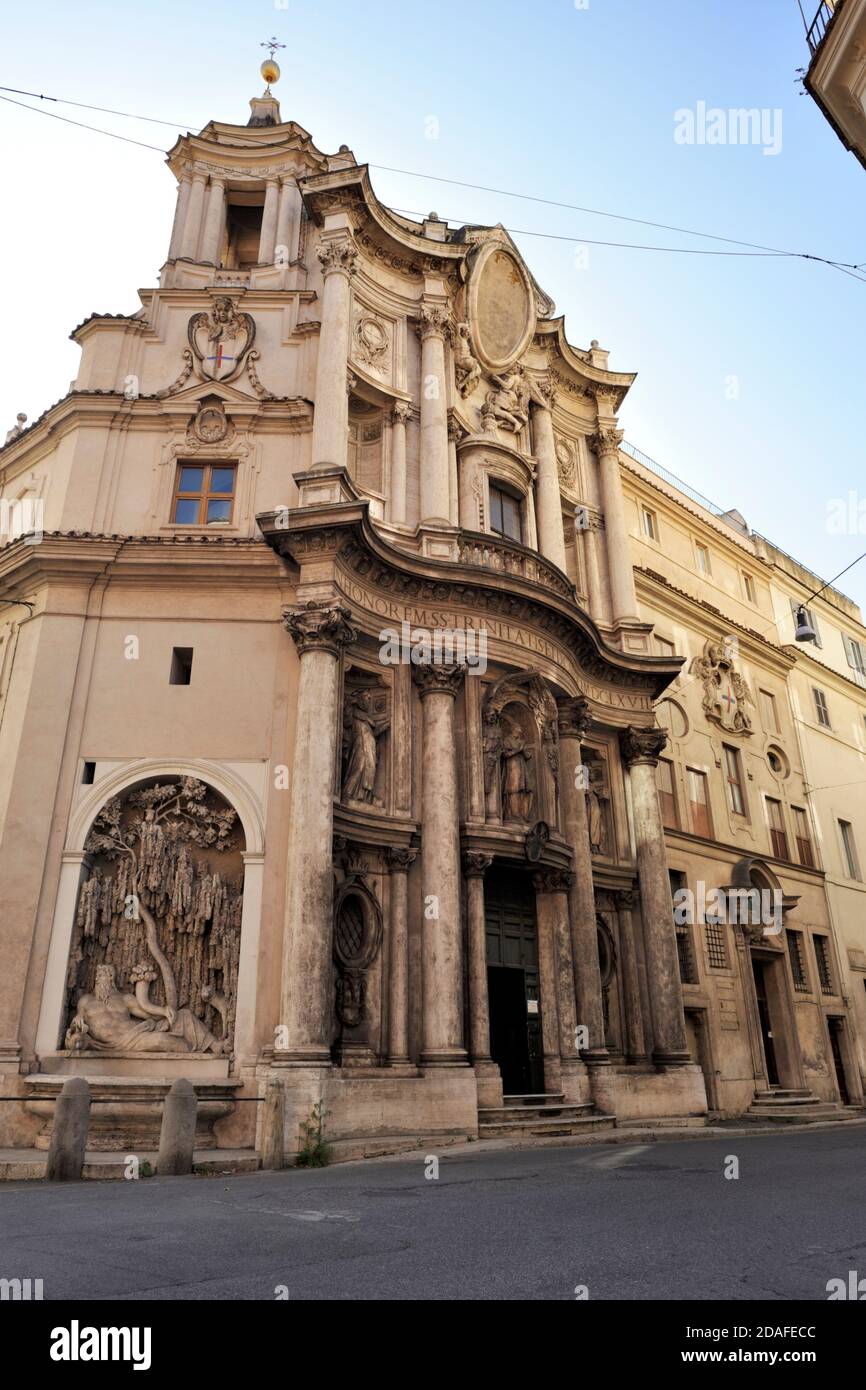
[295,1100,331,1168]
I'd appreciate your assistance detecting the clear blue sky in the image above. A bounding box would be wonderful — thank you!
[2,0,864,605]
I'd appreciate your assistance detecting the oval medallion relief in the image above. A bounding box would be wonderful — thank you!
[467,242,536,372]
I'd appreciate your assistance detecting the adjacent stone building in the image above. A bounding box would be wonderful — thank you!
[0,76,863,1159]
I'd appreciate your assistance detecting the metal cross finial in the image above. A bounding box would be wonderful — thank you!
[261,37,286,60]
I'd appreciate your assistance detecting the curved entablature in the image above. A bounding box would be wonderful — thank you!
[257,497,682,707]
[534,319,636,414]
[164,119,333,181]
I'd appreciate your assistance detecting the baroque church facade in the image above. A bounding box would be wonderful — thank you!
[0,77,862,1158]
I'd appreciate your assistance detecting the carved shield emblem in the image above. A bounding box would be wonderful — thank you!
[188,296,255,383]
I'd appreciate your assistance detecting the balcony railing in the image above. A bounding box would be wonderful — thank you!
[803,0,840,56]
[457,529,574,600]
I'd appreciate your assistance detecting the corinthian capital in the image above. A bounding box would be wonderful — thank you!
[412,662,466,699]
[590,427,625,458]
[416,302,452,342]
[282,601,358,655]
[390,400,412,426]
[462,850,493,878]
[532,868,575,895]
[556,696,592,740]
[316,237,359,279]
[620,724,668,768]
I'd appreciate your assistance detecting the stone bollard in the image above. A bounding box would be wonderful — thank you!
[47,1077,91,1181]
[260,1077,285,1170]
[157,1079,197,1176]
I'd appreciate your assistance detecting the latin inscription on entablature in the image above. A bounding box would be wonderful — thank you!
[335,572,653,713]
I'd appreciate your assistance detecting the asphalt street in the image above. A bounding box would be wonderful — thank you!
[2,1128,865,1300]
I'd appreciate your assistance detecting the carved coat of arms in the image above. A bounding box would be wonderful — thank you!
[689,638,754,735]
[188,297,255,383]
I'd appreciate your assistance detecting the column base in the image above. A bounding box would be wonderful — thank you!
[416,522,459,562]
[272,1047,333,1067]
[588,1061,707,1121]
[292,465,359,507]
[420,1048,470,1067]
[559,1057,592,1104]
[652,1049,693,1067]
[581,1047,612,1066]
[543,1054,562,1095]
[472,1058,503,1108]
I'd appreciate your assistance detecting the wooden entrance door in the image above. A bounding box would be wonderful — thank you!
[485,870,544,1095]
[752,959,780,1086]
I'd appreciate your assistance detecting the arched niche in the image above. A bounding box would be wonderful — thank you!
[482,670,559,827]
[62,775,246,1059]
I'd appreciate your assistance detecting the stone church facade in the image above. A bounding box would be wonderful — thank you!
[0,81,861,1157]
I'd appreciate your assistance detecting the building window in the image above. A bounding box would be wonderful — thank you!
[839,819,861,880]
[489,482,522,543]
[786,930,808,993]
[743,573,756,603]
[704,920,729,970]
[723,744,746,816]
[694,542,710,576]
[670,871,698,984]
[172,463,236,525]
[687,768,712,838]
[813,935,834,995]
[766,797,789,860]
[641,507,658,541]
[813,687,831,728]
[843,635,866,689]
[656,758,678,829]
[170,647,194,686]
[792,807,815,868]
[759,688,779,733]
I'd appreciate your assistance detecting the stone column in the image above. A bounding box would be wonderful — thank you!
[413,663,467,1065]
[582,515,606,622]
[463,852,494,1064]
[311,235,358,471]
[258,177,280,264]
[279,603,357,1062]
[533,873,563,1095]
[556,698,609,1062]
[614,889,647,1062]
[620,726,690,1063]
[531,395,568,572]
[386,847,416,1066]
[200,176,226,265]
[179,170,207,260]
[538,869,585,1100]
[168,173,193,260]
[275,176,300,264]
[389,401,410,525]
[416,302,452,525]
[591,423,638,624]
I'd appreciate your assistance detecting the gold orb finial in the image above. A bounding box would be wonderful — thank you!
[259,36,285,90]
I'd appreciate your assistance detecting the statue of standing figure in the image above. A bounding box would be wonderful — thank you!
[500,719,533,822]
[342,688,390,807]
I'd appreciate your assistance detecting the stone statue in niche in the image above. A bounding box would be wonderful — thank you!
[66,962,222,1054]
[342,685,390,807]
[586,759,611,856]
[453,321,482,397]
[481,364,531,433]
[500,718,533,822]
[64,778,243,1054]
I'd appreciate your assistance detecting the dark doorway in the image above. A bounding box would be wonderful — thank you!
[752,959,780,1086]
[828,1019,850,1105]
[485,868,544,1095]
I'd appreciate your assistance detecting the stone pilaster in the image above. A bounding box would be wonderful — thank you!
[278,602,357,1062]
[620,725,690,1064]
[200,176,226,265]
[179,170,207,260]
[447,416,464,527]
[416,303,452,526]
[462,852,494,1065]
[614,889,647,1062]
[531,387,568,572]
[275,176,301,263]
[556,697,609,1063]
[385,847,416,1067]
[389,401,411,526]
[311,234,358,471]
[258,177,280,263]
[413,663,468,1065]
[168,173,193,260]
[590,422,639,625]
